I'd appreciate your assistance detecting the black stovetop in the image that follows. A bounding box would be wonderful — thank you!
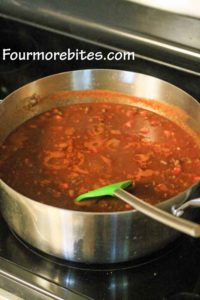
[1,15,200,300]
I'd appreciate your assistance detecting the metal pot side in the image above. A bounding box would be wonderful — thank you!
[0,69,200,263]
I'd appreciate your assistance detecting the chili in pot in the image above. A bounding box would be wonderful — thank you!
[1,101,200,212]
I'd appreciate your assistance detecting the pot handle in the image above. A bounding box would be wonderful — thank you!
[114,189,200,238]
[172,198,200,217]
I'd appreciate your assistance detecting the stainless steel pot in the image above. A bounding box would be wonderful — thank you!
[0,69,200,264]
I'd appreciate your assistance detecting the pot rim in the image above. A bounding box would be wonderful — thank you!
[2,68,199,104]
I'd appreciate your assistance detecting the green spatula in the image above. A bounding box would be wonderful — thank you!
[75,180,200,237]
[75,180,132,202]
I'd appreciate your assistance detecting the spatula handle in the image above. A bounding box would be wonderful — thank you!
[114,189,200,238]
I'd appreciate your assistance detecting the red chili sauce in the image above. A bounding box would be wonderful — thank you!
[0,102,200,212]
